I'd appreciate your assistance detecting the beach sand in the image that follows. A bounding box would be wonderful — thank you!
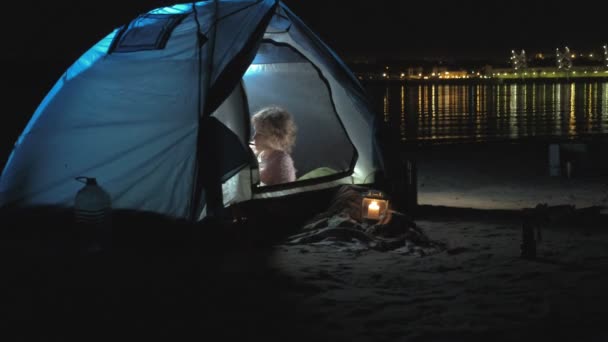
[2,142,608,341]
[417,142,608,212]
[264,216,608,342]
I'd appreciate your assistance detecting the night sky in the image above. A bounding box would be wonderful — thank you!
[2,0,606,63]
[285,0,606,60]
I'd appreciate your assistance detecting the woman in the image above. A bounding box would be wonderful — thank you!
[251,106,297,186]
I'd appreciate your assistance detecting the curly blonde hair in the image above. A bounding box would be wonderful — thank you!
[251,106,297,153]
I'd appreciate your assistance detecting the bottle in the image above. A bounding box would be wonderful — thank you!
[74,177,112,253]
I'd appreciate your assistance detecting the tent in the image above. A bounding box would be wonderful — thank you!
[0,0,387,222]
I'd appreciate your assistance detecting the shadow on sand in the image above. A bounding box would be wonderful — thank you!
[2,196,608,341]
[0,189,342,342]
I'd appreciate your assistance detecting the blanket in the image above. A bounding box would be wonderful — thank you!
[285,185,445,255]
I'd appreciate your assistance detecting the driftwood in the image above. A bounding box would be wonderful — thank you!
[285,185,444,253]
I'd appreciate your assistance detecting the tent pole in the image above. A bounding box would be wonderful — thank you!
[202,0,226,222]
[190,0,225,223]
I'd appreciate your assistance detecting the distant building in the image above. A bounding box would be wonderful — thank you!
[406,66,423,78]
[431,66,448,75]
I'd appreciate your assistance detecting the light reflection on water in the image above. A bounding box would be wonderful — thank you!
[369,81,608,143]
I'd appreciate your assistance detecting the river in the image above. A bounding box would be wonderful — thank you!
[364,80,608,144]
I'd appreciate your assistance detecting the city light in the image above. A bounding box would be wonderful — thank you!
[511,49,527,71]
[556,46,573,70]
[353,44,607,81]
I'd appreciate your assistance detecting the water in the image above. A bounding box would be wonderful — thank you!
[365,81,608,144]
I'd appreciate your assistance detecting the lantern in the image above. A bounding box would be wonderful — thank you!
[361,190,389,221]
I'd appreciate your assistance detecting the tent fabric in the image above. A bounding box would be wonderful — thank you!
[0,0,385,222]
[0,1,277,219]
[110,13,191,53]
[263,4,379,183]
[243,62,355,177]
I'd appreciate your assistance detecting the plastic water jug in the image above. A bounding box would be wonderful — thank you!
[74,177,111,252]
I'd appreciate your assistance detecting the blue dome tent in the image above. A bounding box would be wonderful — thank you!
[0,1,387,222]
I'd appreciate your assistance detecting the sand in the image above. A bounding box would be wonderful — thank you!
[243,142,608,341]
[2,141,608,342]
[417,142,608,212]
[262,215,608,342]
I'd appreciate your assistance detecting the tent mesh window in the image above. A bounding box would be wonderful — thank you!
[110,13,189,53]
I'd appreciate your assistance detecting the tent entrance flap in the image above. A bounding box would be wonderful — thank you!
[244,49,356,182]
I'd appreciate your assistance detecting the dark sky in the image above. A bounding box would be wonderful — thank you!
[3,0,606,63]
[285,0,606,60]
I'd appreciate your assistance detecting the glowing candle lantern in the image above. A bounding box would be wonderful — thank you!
[367,201,380,219]
[361,190,389,221]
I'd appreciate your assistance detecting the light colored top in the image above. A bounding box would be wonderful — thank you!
[259,149,296,186]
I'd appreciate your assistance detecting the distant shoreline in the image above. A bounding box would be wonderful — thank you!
[362,76,608,85]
